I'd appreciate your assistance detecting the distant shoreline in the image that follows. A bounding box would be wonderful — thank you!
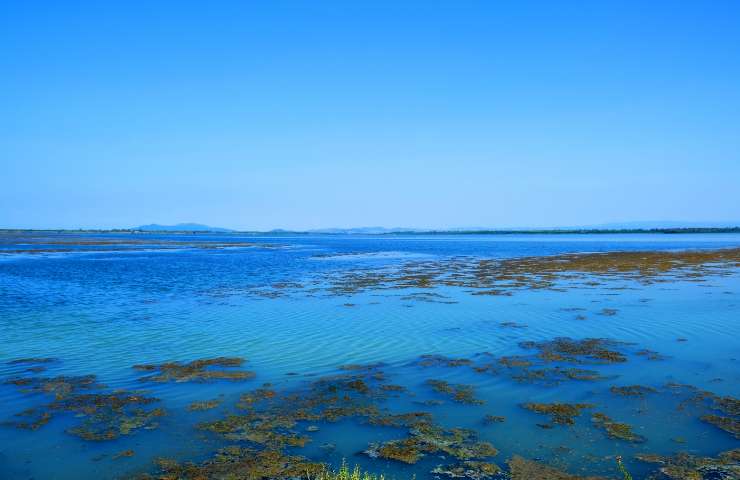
[2,227,740,235]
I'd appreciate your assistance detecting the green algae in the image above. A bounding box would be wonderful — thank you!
[591,412,645,443]
[521,402,594,426]
[134,357,255,382]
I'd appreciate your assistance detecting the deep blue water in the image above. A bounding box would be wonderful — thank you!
[1,233,739,479]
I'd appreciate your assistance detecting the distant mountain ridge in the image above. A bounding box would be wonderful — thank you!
[304,221,740,234]
[135,223,234,232]
[128,221,740,234]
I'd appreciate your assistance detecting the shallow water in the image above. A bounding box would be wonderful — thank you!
[0,233,739,479]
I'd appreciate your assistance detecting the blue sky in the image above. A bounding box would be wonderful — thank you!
[2,1,739,230]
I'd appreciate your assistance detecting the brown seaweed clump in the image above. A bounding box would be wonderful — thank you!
[4,408,53,430]
[590,412,645,443]
[3,373,164,441]
[700,414,740,439]
[470,337,641,387]
[610,385,658,397]
[483,415,505,425]
[507,456,607,480]
[4,374,99,399]
[518,338,628,364]
[367,411,433,428]
[7,358,57,365]
[636,448,740,480]
[669,384,740,440]
[521,402,594,426]
[113,449,135,460]
[187,398,222,411]
[426,379,485,405]
[136,446,324,480]
[198,368,393,451]
[365,422,498,465]
[134,357,255,382]
[315,247,740,299]
[417,354,474,368]
[368,438,423,464]
[431,461,503,480]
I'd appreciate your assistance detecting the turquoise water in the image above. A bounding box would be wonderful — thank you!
[0,233,739,479]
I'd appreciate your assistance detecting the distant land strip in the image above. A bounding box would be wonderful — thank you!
[2,227,740,235]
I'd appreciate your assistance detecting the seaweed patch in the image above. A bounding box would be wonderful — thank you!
[521,402,594,426]
[134,357,255,383]
[3,373,164,441]
[590,412,645,443]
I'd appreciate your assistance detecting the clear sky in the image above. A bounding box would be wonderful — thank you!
[2,1,739,230]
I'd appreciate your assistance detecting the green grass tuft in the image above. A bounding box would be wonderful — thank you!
[309,460,388,480]
[616,455,633,480]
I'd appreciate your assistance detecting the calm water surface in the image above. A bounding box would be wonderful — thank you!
[1,233,739,479]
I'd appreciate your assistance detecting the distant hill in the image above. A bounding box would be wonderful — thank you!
[135,223,234,232]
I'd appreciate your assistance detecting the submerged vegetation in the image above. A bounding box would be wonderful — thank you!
[299,247,740,299]
[591,413,645,443]
[2,342,739,479]
[426,379,484,405]
[506,456,607,480]
[134,357,255,382]
[2,373,164,441]
[636,448,740,479]
[521,402,594,427]
[137,446,324,480]
[2,237,740,480]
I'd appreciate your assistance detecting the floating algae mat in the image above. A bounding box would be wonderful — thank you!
[1,233,739,479]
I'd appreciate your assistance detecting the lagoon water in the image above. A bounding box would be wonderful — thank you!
[1,233,739,479]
